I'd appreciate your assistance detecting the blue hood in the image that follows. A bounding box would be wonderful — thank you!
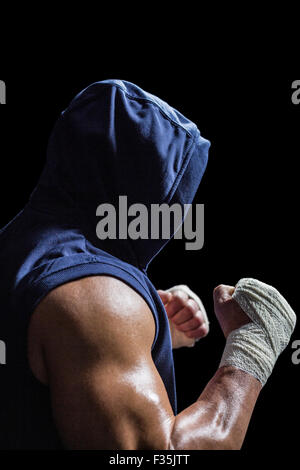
[29,79,210,270]
[0,80,210,447]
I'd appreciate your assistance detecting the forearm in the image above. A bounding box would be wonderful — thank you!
[169,366,262,450]
[51,365,261,450]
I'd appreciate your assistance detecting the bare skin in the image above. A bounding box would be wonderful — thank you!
[158,288,209,349]
[28,277,261,450]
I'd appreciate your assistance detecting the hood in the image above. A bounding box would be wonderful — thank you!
[29,80,210,271]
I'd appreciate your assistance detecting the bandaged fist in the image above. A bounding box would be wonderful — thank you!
[158,287,208,349]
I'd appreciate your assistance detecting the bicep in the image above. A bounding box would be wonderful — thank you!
[49,349,174,449]
[31,276,175,450]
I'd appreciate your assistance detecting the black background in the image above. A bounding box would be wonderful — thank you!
[0,67,299,453]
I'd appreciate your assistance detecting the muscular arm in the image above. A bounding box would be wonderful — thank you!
[28,276,261,450]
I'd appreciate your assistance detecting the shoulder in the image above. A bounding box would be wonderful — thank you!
[28,276,156,383]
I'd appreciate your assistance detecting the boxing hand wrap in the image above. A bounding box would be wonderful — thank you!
[219,278,297,386]
[167,285,209,337]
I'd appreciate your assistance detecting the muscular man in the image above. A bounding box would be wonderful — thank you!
[0,80,296,449]
[28,277,261,449]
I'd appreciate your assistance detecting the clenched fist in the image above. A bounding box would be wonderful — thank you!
[158,288,208,349]
[213,284,251,338]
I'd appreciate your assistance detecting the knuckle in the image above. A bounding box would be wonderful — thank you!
[200,325,208,336]
[191,324,208,339]
[192,318,201,329]
[195,314,203,326]
[185,304,195,315]
[173,294,186,307]
[214,285,225,294]
[187,299,199,312]
[213,285,227,300]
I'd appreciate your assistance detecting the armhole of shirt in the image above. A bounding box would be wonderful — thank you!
[13,258,159,351]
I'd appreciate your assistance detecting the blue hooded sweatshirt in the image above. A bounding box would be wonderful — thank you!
[0,80,210,449]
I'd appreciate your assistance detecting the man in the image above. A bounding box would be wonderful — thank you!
[0,80,296,449]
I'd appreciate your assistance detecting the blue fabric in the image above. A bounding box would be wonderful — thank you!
[0,80,210,448]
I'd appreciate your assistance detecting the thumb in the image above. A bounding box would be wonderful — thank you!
[157,290,172,305]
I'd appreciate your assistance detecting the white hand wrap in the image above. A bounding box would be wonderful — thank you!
[219,278,297,386]
[166,285,209,333]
